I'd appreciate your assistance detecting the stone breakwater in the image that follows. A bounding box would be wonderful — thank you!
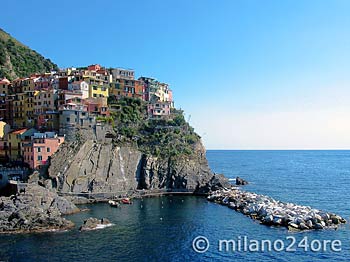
[207,189,346,231]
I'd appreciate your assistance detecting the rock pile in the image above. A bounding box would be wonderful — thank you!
[0,184,79,234]
[207,189,346,231]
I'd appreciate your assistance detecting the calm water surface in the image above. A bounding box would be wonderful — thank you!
[1,150,350,262]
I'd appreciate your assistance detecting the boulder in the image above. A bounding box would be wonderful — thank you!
[314,223,324,230]
[236,177,248,186]
[79,217,112,231]
[51,196,80,215]
[306,220,313,228]
[299,223,309,230]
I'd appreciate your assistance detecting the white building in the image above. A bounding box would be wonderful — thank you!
[68,81,89,99]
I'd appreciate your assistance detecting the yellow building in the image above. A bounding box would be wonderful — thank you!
[24,91,35,128]
[8,128,27,161]
[0,121,10,160]
[13,93,25,128]
[0,121,10,139]
[89,80,109,98]
[22,78,35,92]
[0,78,10,95]
[83,69,110,98]
[7,128,36,161]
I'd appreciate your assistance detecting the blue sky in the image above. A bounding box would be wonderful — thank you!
[2,0,350,149]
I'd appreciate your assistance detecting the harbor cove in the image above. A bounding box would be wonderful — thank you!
[1,151,350,261]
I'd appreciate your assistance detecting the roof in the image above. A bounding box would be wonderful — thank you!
[10,128,28,135]
[0,78,10,85]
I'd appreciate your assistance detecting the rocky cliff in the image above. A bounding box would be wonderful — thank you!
[48,126,229,196]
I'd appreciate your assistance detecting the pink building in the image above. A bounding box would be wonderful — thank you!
[147,101,171,118]
[23,132,64,169]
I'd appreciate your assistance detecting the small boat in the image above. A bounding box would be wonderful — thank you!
[121,198,132,205]
[108,200,120,207]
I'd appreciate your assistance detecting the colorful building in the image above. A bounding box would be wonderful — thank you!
[87,64,101,71]
[147,101,172,118]
[7,128,36,161]
[111,68,135,80]
[33,89,56,114]
[84,97,109,116]
[0,78,10,95]
[109,79,143,100]
[68,80,89,99]
[23,132,64,169]
[0,95,14,126]
[88,81,109,98]
[12,93,26,128]
[0,121,11,162]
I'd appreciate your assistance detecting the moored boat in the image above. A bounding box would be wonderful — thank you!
[121,198,132,205]
[108,200,120,207]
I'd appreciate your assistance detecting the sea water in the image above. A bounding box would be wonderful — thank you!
[1,150,350,262]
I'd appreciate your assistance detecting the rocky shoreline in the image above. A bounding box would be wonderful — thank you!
[208,188,347,231]
[0,184,79,234]
[1,177,347,234]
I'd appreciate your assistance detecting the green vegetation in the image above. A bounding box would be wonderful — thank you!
[0,28,58,80]
[109,97,200,158]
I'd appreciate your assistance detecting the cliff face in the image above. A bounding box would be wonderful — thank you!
[48,127,229,195]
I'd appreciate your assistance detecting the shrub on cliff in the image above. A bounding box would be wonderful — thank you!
[109,97,200,158]
[0,29,58,80]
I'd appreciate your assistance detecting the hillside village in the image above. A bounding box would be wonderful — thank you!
[0,64,175,186]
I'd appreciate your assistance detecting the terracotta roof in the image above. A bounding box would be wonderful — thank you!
[10,128,28,134]
[0,78,11,84]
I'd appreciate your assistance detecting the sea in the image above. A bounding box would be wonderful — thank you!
[1,150,350,262]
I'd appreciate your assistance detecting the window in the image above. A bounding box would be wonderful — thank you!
[47,147,50,153]
[38,147,41,152]
[66,117,70,122]
[38,155,42,161]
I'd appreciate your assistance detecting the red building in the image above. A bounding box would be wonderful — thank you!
[88,64,101,71]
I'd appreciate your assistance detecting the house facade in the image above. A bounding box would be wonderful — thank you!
[23,132,64,169]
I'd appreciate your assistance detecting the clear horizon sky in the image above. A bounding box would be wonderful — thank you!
[2,0,350,149]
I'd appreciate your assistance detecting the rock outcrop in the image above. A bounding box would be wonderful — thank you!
[79,217,113,231]
[235,176,248,185]
[48,128,230,196]
[0,184,79,234]
[208,188,346,231]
